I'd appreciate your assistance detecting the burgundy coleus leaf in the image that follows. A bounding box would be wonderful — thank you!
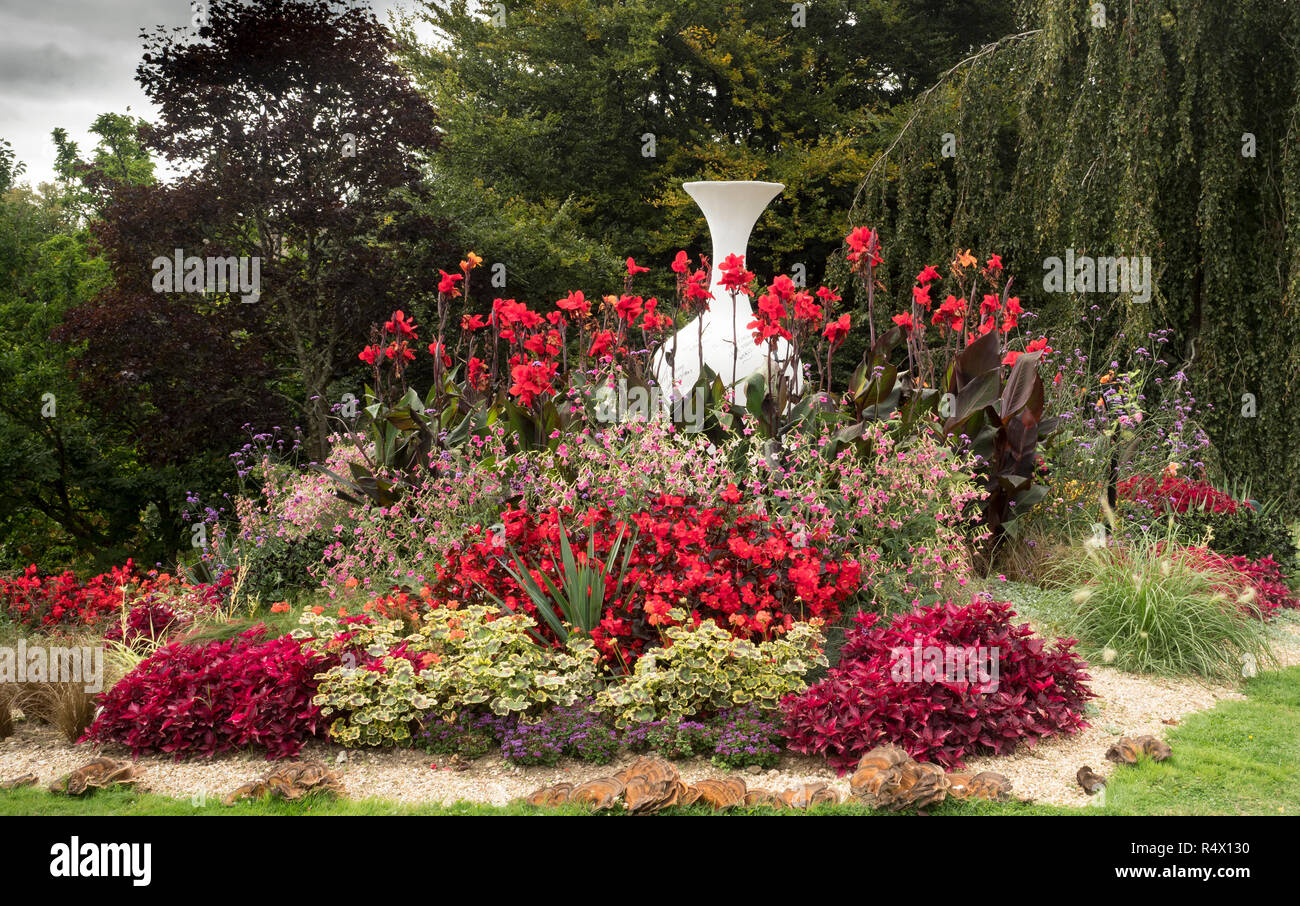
[782,596,1094,772]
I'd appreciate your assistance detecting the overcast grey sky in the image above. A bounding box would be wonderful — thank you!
[0,0,434,187]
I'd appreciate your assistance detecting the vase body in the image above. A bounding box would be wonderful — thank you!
[654,180,801,404]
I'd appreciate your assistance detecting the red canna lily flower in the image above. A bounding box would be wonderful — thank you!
[615,294,644,322]
[556,290,590,317]
[508,360,555,408]
[769,273,797,301]
[932,294,967,331]
[385,341,415,362]
[587,329,615,358]
[720,254,755,294]
[671,250,690,274]
[916,265,942,284]
[640,296,670,331]
[438,270,463,296]
[891,311,915,332]
[793,290,822,322]
[385,310,418,339]
[461,313,487,331]
[1002,336,1053,366]
[684,269,713,306]
[428,341,452,368]
[466,357,488,391]
[845,226,883,269]
[358,345,380,365]
[494,298,542,329]
[823,313,850,347]
[523,330,562,359]
[626,257,650,276]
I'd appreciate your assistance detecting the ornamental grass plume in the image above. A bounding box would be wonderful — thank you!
[1051,525,1275,681]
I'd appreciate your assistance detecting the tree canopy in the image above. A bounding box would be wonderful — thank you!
[848,0,1300,507]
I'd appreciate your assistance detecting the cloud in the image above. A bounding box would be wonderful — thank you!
[0,42,119,96]
[0,0,433,186]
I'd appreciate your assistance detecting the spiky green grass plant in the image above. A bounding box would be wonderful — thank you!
[1051,527,1274,681]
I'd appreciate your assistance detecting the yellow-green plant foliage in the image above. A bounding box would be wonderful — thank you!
[595,613,827,727]
[298,606,599,747]
[416,606,600,720]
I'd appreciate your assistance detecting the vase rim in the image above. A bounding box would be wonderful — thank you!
[682,179,785,189]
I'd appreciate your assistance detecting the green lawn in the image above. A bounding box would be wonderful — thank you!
[4,667,1296,817]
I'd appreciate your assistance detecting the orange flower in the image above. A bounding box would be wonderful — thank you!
[311,605,325,615]
[461,251,483,271]
[270,601,290,613]
[337,605,347,617]
[954,248,977,269]
[345,577,359,589]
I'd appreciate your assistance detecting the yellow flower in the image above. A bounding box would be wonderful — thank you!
[461,251,483,271]
[954,248,977,269]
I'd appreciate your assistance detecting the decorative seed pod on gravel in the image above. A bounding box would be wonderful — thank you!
[944,773,974,800]
[224,760,344,806]
[848,744,912,800]
[223,781,270,807]
[1134,735,1172,761]
[742,788,783,808]
[0,773,38,790]
[568,778,625,811]
[625,776,687,813]
[1076,766,1106,795]
[966,772,1013,802]
[1106,735,1171,765]
[850,745,945,811]
[689,778,747,810]
[1104,738,1140,765]
[49,758,141,796]
[779,782,841,809]
[618,757,686,814]
[848,745,1013,810]
[614,757,677,786]
[891,761,948,810]
[525,783,574,807]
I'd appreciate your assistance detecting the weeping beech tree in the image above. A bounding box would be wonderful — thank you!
[841,0,1300,510]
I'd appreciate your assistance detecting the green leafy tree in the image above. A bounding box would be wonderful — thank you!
[0,130,157,568]
[849,0,1300,511]
[399,0,1016,304]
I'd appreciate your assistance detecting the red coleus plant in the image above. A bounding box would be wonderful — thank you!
[1177,547,1298,618]
[83,626,339,760]
[1118,474,1243,515]
[781,596,1093,772]
[431,494,862,667]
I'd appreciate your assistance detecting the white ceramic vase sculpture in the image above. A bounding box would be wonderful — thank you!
[653,180,802,405]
